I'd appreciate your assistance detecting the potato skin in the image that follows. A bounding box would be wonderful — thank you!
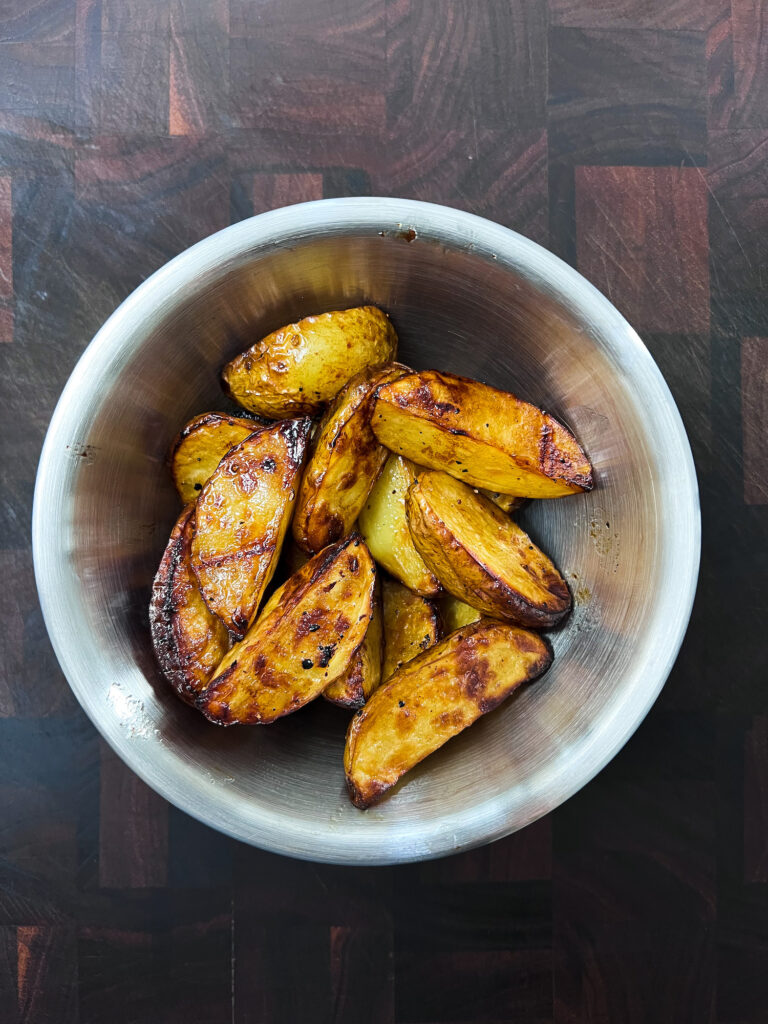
[150,505,231,705]
[373,370,593,497]
[170,411,267,505]
[358,453,441,597]
[381,576,440,680]
[324,579,383,709]
[222,306,398,418]
[198,535,376,725]
[406,471,571,628]
[293,362,410,553]
[344,620,552,809]
[190,417,310,636]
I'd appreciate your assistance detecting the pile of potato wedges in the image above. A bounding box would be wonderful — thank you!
[150,306,593,808]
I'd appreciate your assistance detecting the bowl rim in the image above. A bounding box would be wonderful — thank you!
[33,196,701,864]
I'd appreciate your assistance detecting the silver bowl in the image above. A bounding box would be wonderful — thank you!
[33,198,700,864]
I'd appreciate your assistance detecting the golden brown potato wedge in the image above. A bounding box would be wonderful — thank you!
[199,535,376,725]
[293,362,410,552]
[222,307,398,418]
[150,505,231,705]
[381,576,440,680]
[373,370,593,498]
[324,579,383,709]
[406,471,571,628]
[170,411,266,505]
[480,490,526,515]
[190,418,310,636]
[440,593,482,633]
[358,454,441,597]
[344,620,552,808]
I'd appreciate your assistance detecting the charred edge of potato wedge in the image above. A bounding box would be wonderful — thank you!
[372,369,593,497]
[406,471,572,628]
[381,575,440,681]
[324,578,383,709]
[169,410,267,505]
[197,534,376,725]
[190,417,311,637]
[344,620,553,809]
[221,306,399,419]
[293,362,411,553]
[358,453,442,598]
[150,505,231,705]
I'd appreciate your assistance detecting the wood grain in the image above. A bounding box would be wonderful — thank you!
[0,0,766,1019]
[575,165,709,333]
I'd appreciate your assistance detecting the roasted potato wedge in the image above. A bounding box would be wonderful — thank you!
[358,454,441,597]
[293,362,409,552]
[324,579,383,709]
[406,471,571,628]
[191,418,310,636]
[150,505,231,705]
[199,535,376,725]
[222,306,398,418]
[344,620,552,808]
[170,411,266,505]
[480,490,526,515]
[440,593,482,632]
[373,370,593,498]
[382,576,440,680]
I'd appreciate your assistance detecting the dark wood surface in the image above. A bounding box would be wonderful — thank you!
[1,0,767,1020]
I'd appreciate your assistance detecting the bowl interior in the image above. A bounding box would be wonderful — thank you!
[34,200,699,863]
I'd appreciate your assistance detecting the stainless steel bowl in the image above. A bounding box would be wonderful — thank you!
[33,198,700,864]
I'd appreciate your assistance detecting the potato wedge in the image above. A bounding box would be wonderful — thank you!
[190,418,310,636]
[293,362,410,552]
[199,535,376,725]
[170,411,266,505]
[480,490,526,515]
[382,576,440,680]
[324,579,383,709]
[358,454,441,597]
[440,593,482,632]
[373,370,593,498]
[344,620,552,808]
[150,505,231,705]
[406,471,571,628]
[222,306,398,418]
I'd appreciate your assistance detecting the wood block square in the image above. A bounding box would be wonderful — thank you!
[99,742,168,888]
[0,42,75,126]
[554,919,715,1023]
[709,130,768,335]
[169,18,230,136]
[575,165,709,333]
[96,32,169,134]
[549,28,706,165]
[395,949,552,1021]
[741,337,768,505]
[549,0,725,31]
[386,0,546,132]
[229,0,386,135]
